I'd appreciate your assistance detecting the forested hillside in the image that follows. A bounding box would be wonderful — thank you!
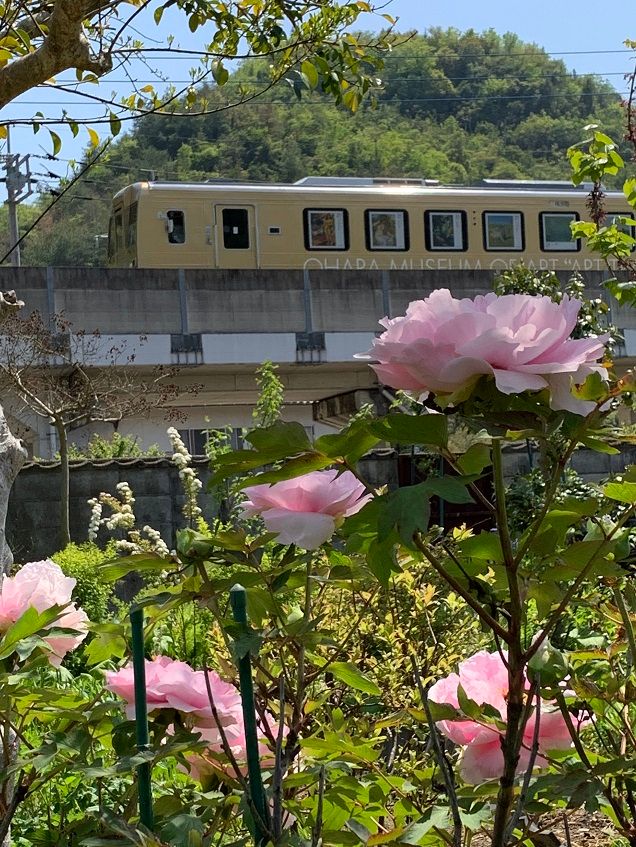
[7,28,628,266]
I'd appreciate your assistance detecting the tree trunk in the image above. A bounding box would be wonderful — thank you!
[0,405,27,847]
[55,418,71,549]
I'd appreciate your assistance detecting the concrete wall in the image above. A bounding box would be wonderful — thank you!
[0,267,616,335]
[6,453,397,561]
[6,457,214,562]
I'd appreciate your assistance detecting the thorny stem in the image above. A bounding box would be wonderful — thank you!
[490,648,526,847]
[513,434,579,568]
[411,657,462,847]
[503,682,542,844]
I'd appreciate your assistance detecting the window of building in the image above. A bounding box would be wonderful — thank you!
[425,210,467,251]
[167,210,185,244]
[126,201,138,248]
[483,211,524,251]
[177,428,244,455]
[365,209,409,251]
[540,212,580,251]
[304,209,348,250]
[222,208,250,249]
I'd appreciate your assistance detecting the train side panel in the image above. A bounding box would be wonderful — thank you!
[110,182,626,272]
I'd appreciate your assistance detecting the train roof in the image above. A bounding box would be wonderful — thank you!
[113,176,612,201]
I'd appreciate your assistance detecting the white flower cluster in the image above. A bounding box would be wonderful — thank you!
[87,482,136,540]
[87,497,103,541]
[114,526,170,558]
[167,427,203,522]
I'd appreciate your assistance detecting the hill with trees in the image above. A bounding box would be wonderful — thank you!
[6,28,628,266]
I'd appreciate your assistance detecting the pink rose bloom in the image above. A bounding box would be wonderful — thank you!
[105,656,243,726]
[0,559,88,666]
[357,289,608,415]
[185,709,286,782]
[429,650,575,784]
[241,469,372,549]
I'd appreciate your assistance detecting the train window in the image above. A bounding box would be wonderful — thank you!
[425,210,467,251]
[365,210,409,251]
[222,208,250,249]
[126,202,138,248]
[540,212,579,251]
[483,212,524,251]
[115,211,123,250]
[167,210,186,244]
[304,209,348,250]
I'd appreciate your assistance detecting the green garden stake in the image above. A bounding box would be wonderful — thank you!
[230,583,269,845]
[130,606,154,831]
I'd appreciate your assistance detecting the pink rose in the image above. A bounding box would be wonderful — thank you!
[0,560,88,666]
[106,656,287,784]
[241,469,372,549]
[105,656,243,726]
[429,650,575,784]
[185,708,288,785]
[358,289,608,415]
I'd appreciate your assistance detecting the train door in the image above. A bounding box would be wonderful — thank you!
[213,205,258,268]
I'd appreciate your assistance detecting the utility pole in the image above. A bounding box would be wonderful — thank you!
[2,128,33,267]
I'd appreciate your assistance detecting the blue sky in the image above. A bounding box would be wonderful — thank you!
[1,0,634,197]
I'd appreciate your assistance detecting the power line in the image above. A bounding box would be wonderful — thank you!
[8,90,628,106]
[0,142,111,265]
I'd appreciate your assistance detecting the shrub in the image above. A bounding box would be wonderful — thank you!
[51,541,117,623]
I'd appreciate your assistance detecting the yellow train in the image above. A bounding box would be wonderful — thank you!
[108,177,630,272]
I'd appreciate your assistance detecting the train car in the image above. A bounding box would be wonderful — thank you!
[107,176,631,272]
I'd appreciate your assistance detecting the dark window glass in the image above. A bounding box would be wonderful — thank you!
[127,202,138,248]
[167,210,185,244]
[115,212,123,250]
[222,208,250,249]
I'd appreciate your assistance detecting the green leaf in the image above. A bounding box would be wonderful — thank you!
[457,443,492,474]
[603,481,636,503]
[212,61,229,86]
[100,553,168,581]
[426,701,461,722]
[315,419,380,463]
[456,684,483,720]
[108,111,121,136]
[247,421,311,453]
[330,662,381,696]
[301,59,319,89]
[425,475,476,504]
[377,484,432,547]
[0,605,62,660]
[160,815,204,847]
[84,623,127,666]
[369,414,448,448]
[48,129,61,156]
[237,451,332,488]
[458,532,503,563]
